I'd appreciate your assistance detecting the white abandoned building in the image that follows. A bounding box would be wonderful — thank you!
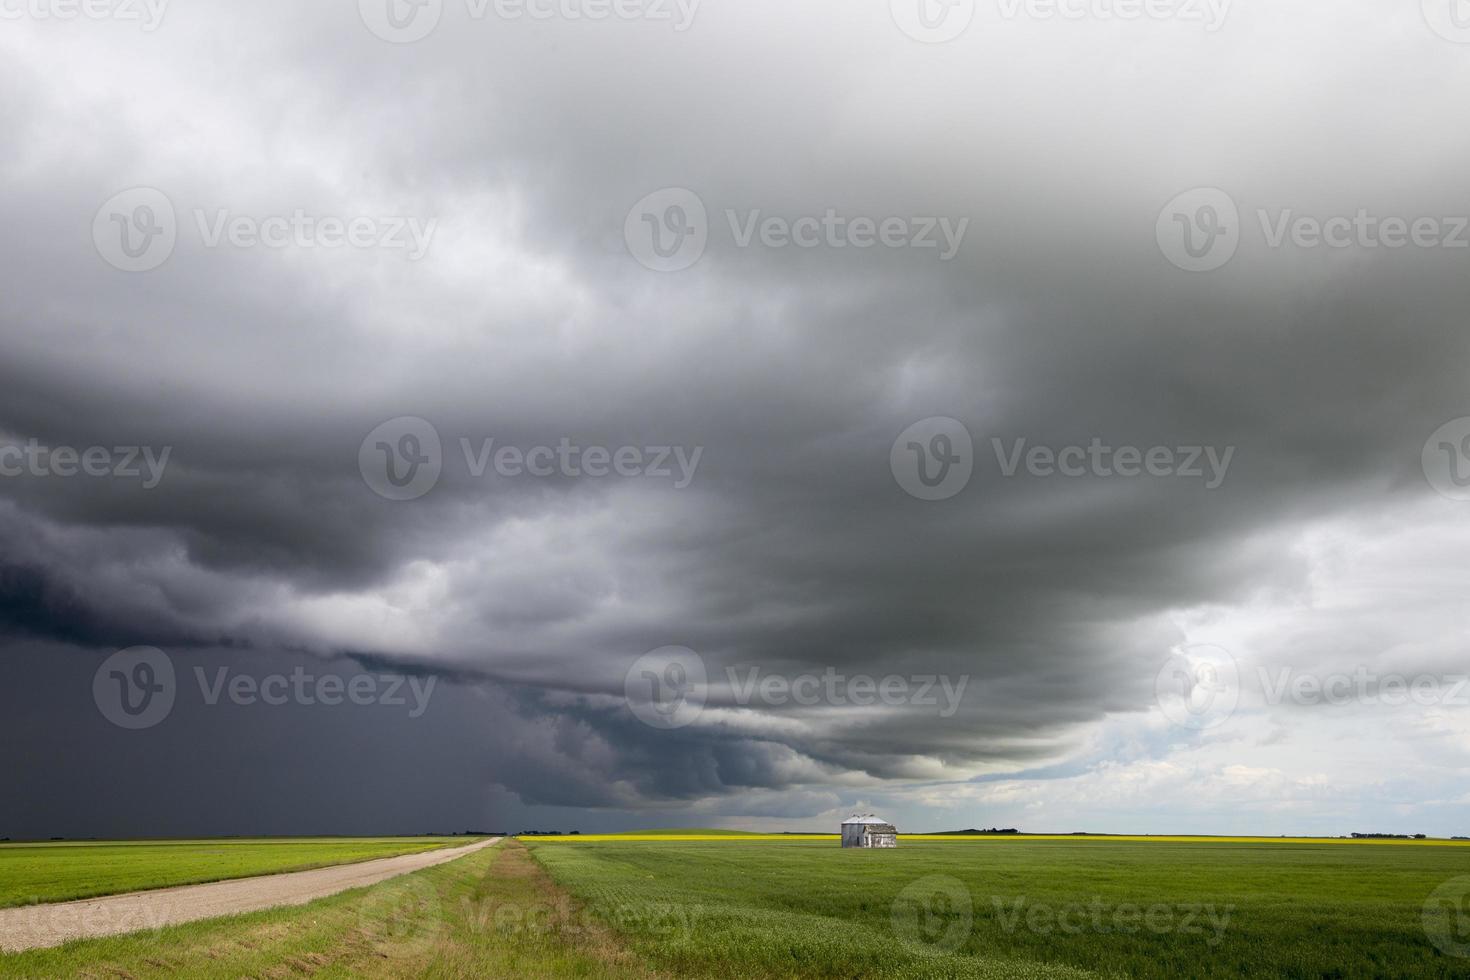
[841,814,897,848]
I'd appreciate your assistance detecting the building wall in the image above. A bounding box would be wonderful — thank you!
[842,826,899,847]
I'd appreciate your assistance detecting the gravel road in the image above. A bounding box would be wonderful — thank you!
[0,837,499,952]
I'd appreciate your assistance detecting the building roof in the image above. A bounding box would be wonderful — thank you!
[841,813,890,825]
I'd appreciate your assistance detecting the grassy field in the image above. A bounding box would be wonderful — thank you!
[4,835,1470,977]
[0,837,466,908]
[0,840,665,979]
[524,837,1470,978]
[532,830,1470,846]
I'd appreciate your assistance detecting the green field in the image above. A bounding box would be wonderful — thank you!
[0,840,653,979]
[0,837,465,908]
[524,837,1470,979]
[4,836,1470,978]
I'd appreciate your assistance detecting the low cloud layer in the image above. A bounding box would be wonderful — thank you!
[2,0,1469,836]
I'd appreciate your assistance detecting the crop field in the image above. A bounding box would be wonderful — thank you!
[0,837,465,908]
[524,836,1470,978]
[4,835,1470,978]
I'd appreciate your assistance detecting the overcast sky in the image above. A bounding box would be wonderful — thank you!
[3,0,1470,838]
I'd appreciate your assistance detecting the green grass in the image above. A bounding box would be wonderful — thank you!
[0,837,467,908]
[0,840,661,979]
[6,837,1470,978]
[523,838,1470,979]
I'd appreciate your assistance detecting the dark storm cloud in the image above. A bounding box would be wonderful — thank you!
[2,0,1469,832]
